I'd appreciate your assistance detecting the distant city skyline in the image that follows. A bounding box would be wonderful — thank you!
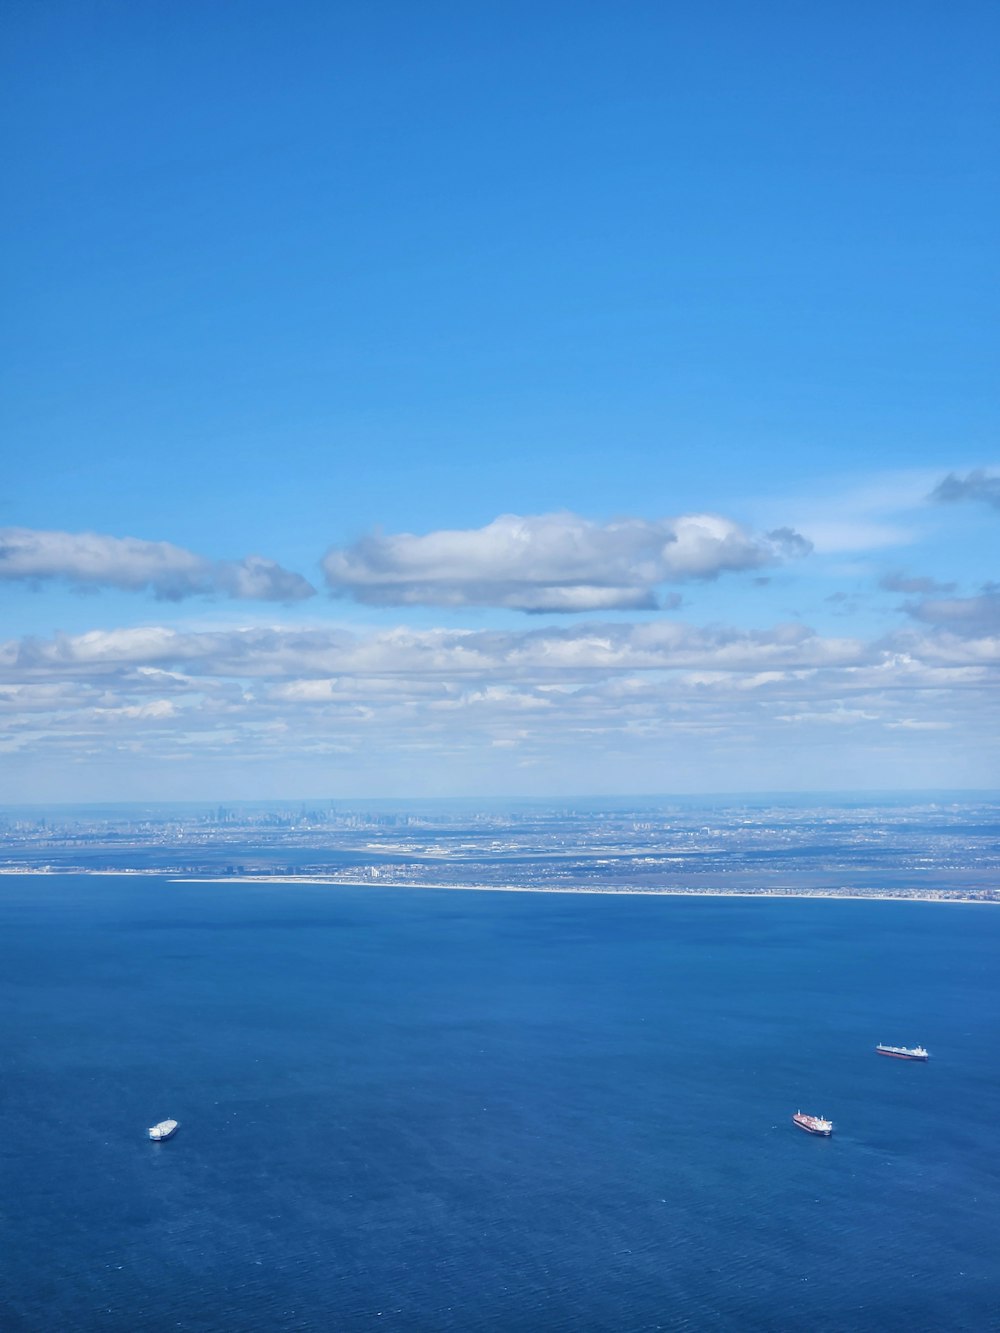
[2,3,998,800]
[3,795,996,905]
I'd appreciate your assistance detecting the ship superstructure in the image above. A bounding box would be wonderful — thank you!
[876,1044,929,1061]
[792,1112,833,1136]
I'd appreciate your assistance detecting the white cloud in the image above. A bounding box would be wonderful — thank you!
[757,468,944,556]
[931,469,1000,511]
[1,615,996,794]
[0,527,315,602]
[2,619,869,682]
[321,512,811,611]
[901,592,1000,637]
[878,571,956,595]
[796,518,914,554]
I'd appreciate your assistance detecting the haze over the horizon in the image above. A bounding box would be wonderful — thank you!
[2,3,998,802]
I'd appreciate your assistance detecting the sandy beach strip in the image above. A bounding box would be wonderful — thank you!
[1,865,993,902]
[166,875,997,903]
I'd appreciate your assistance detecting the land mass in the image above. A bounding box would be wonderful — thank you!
[1,796,996,902]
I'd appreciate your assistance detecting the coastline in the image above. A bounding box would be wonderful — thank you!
[1,866,994,903]
[168,875,997,903]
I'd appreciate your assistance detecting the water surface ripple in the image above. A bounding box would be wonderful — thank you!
[2,876,998,1331]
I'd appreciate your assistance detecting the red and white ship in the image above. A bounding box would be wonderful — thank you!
[876,1044,929,1061]
[793,1111,833,1136]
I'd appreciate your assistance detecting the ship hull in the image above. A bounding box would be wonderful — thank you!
[793,1118,832,1136]
[876,1050,928,1061]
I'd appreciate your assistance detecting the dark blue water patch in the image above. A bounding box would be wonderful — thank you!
[1,877,998,1332]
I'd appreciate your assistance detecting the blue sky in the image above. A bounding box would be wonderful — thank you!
[2,1,998,800]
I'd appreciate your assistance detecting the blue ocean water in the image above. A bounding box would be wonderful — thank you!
[2,876,998,1332]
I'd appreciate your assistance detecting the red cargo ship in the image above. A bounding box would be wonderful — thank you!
[793,1112,833,1136]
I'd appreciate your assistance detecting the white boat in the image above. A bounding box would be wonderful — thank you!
[876,1044,929,1061]
[148,1119,179,1141]
[793,1111,833,1136]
